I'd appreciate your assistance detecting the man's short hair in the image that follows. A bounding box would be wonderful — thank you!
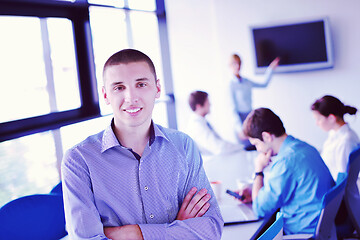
[103,49,157,81]
[243,108,286,141]
[189,91,208,111]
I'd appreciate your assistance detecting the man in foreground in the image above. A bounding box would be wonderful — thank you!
[61,49,223,239]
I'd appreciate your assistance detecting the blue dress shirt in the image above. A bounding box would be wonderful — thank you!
[230,68,274,115]
[253,135,334,235]
[61,121,223,240]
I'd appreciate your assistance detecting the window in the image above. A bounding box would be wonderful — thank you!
[89,5,168,124]
[0,131,59,206]
[89,6,129,115]
[0,16,80,122]
[0,0,174,206]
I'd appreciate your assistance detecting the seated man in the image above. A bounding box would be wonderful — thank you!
[61,49,223,240]
[238,108,334,235]
[186,90,244,156]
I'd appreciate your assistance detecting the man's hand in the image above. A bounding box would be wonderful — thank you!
[176,187,211,220]
[237,187,252,203]
[254,150,272,173]
[252,150,271,200]
[104,225,143,240]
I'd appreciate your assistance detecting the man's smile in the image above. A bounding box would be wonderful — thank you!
[124,107,142,114]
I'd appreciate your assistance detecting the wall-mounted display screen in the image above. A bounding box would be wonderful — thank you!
[251,17,333,73]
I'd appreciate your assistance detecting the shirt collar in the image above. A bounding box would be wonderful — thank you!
[101,119,168,153]
[152,122,169,144]
[101,120,120,153]
[329,123,349,139]
[273,135,295,162]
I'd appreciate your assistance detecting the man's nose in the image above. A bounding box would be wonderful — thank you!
[124,88,138,103]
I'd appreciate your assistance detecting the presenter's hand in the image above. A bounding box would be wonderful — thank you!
[104,225,143,240]
[269,57,280,69]
[176,187,211,220]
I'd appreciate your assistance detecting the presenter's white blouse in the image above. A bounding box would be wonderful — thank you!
[321,123,360,181]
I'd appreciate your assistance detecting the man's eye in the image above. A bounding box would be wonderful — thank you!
[114,86,124,91]
[137,82,147,88]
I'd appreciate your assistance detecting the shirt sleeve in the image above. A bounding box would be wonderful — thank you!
[188,117,242,155]
[61,149,110,240]
[139,137,224,240]
[253,157,295,218]
[250,67,274,88]
[336,136,359,176]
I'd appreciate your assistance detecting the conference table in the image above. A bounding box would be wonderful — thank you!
[202,150,266,240]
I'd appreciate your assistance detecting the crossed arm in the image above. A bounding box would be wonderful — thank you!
[103,187,211,240]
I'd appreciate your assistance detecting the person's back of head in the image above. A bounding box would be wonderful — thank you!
[188,91,208,112]
[103,49,157,81]
[243,108,286,141]
[311,95,357,120]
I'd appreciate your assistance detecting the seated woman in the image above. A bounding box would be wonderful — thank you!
[311,95,359,237]
[311,95,359,181]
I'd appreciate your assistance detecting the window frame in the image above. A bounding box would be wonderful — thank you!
[0,0,177,142]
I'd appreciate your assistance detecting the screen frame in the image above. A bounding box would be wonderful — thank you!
[250,17,334,74]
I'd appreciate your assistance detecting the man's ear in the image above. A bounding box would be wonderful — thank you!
[262,132,273,143]
[155,79,161,99]
[102,86,110,105]
[195,103,202,111]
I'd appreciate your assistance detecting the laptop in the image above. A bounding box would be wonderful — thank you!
[220,202,259,225]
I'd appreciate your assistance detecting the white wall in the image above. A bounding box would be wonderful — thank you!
[165,0,360,150]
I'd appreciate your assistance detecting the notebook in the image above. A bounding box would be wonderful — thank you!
[220,202,259,225]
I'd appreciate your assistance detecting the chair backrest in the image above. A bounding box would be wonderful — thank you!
[50,181,63,195]
[258,212,284,240]
[344,146,360,234]
[0,194,67,240]
[315,172,348,240]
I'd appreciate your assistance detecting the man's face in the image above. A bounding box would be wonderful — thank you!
[249,137,272,154]
[312,110,333,132]
[202,98,211,115]
[102,61,161,130]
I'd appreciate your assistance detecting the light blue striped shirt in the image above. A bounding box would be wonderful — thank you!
[61,121,223,240]
[230,67,273,115]
[253,135,334,235]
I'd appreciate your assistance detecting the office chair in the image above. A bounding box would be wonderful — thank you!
[50,181,63,195]
[257,212,284,240]
[283,172,348,240]
[344,147,360,235]
[0,194,67,240]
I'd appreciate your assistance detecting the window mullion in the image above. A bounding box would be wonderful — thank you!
[156,0,177,129]
[125,10,133,48]
[40,18,64,172]
[40,18,58,112]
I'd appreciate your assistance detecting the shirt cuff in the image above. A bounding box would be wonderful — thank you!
[252,198,263,218]
[138,223,167,240]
